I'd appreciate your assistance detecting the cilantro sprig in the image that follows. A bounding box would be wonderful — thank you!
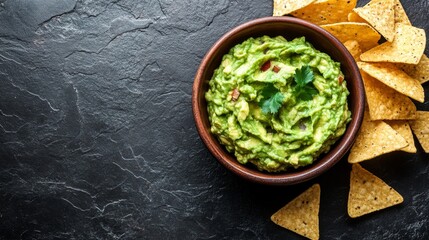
[259,83,284,114]
[259,65,318,114]
[294,65,318,101]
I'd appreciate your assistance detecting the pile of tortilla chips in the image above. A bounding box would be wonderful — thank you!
[272,0,428,238]
[335,0,428,161]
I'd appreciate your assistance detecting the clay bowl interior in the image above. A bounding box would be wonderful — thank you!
[192,16,365,186]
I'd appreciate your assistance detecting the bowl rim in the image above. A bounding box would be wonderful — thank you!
[192,16,365,186]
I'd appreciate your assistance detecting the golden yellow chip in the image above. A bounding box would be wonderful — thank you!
[361,71,416,120]
[348,110,408,163]
[343,40,362,61]
[290,0,357,25]
[358,62,425,103]
[321,22,380,51]
[409,111,429,153]
[353,0,396,42]
[347,11,366,23]
[360,23,426,64]
[272,0,316,16]
[386,120,417,153]
[271,184,320,240]
[397,54,429,84]
[348,164,404,218]
[394,0,411,25]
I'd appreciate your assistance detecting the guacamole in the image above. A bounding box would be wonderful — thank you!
[205,36,351,172]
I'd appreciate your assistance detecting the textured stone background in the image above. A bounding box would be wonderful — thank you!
[0,0,428,239]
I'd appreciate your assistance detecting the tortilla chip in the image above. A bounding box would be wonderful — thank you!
[353,0,396,42]
[343,40,362,61]
[358,62,425,103]
[394,0,411,26]
[348,110,408,163]
[272,0,316,16]
[321,22,381,51]
[271,184,320,240]
[361,71,416,120]
[386,121,417,153]
[291,0,357,25]
[348,164,404,218]
[347,11,366,23]
[397,54,429,84]
[360,23,426,64]
[409,111,429,153]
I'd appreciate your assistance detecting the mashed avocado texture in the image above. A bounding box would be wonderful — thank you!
[205,36,351,172]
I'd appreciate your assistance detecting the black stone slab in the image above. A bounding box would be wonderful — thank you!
[0,0,428,239]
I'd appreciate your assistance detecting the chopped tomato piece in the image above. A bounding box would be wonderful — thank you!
[231,88,240,101]
[273,66,281,73]
[338,74,344,84]
[260,61,271,71]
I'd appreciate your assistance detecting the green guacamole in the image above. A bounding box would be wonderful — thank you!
[205,36,351,172]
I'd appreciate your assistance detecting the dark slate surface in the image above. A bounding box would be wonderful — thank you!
[0,0,428,239]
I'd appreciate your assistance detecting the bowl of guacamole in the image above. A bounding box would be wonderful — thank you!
[192,17,364,185]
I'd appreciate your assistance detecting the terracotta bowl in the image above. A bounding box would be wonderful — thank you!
[192,16,365,186]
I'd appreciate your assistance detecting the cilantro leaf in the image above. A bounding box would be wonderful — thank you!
[260,83,278,100]
[259,83,284,114]
[294,65,318,101]
[294,65,314,86]
[297,85,318,101]
[261,92,284,114]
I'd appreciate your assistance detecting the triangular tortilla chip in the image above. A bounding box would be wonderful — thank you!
[348,164,404,218]
[360,23,426,64]
[361,71,416,120]
[386,120,417,153]
[397,54,429,84]
[358,62,425,103]
[321,22,381,51]
[394,0,411,26]
[291,0,357,25]
[272,0,316,16]
[348,110,408,163]
[343,40,362,61]
[409,111,429,153]
[271,184,320,240]
[353,0,396,42]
